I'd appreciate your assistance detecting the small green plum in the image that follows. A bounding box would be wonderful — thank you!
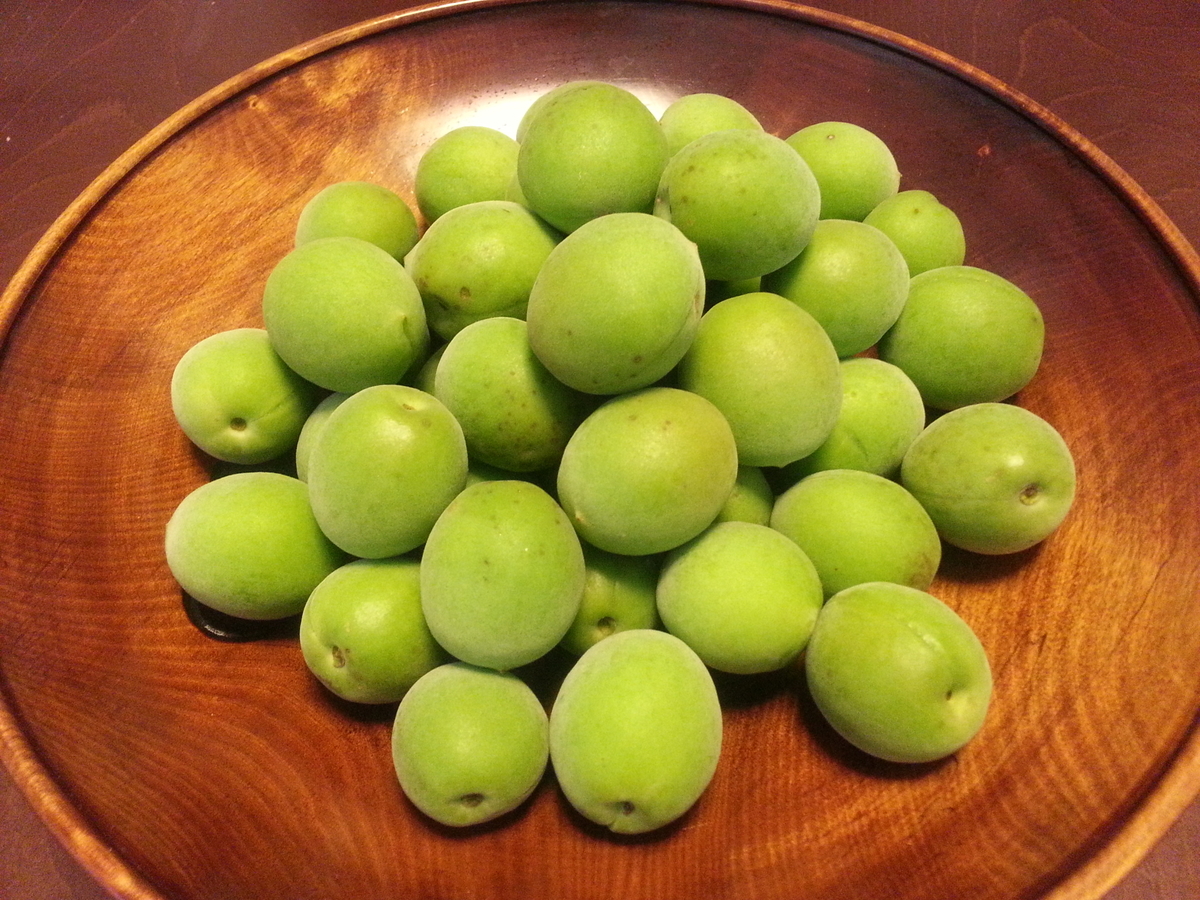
[171,328,318,465]
[863,189,966,276]
[414,126,520,223]
[771,468,941,598]
[658,92,763,156]
[714,465,774,526]
[786,121,900,221]
[392,662,549,826]
[294,181,419,260]
[559,545,661,656]
[294,392,349,482]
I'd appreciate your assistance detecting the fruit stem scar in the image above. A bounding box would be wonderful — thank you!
[1019,483,1041,504]
[330,646,346,668]
[229,417,247,431]
[459,793,485,808]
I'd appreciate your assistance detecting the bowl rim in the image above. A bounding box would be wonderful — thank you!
[1,2,1198,899]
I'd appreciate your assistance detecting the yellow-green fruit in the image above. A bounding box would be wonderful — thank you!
[517,81,669,233]
[549,629,722,833]
[659,92,763,156]
[526,212,704,395]
[262,236,429,393]
[294,392,349,482]
[559,545,661,656]
[294,181,419,260]
[715,465,774,526]
[421,480,585,671]
[414,126,519,223]
[863,189,966,276]
[164,471,345,620]
[786,121,901,221]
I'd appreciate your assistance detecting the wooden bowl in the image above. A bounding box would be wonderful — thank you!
[2,2,1199,899]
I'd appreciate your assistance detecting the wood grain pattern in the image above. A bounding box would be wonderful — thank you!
[1,2,1199,899]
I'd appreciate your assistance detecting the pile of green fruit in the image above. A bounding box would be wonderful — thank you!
[164,81,1077,834]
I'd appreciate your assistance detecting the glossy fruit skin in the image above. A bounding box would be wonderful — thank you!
[262,235,429,394]
[517,81,669,233]
[414,126,519,223]
[657,521,824,674]
[299,557,445,704]
[170,328,318,465]
[420,480,586,671]
[556,387,739,556]
[164,471,345,620]
[805,582,993,763]
[676,292,842,468]
[901,402,1076,554]
[863,188,966,276]
[655,129,821,281]
[770,468,941,598]
[878,265,1044,410]
[526,212,705,395]
[549,629,722,834]
[785,121,900,221]
[305,384,467,559]
[294,180,419,260]
[392,662,549,827]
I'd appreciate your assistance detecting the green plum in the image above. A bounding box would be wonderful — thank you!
[714,465,774,526]
[262,235,429,393]
[900,402,1076,554]
[411,342,444,395]
[299,557,446,704]
[517,81,669,233]
[420,480,585,671]
[557,387,739,556]
[863,189,966,276]
[293,391,349,482]
[878,265,1044,410]
[404,199,560,340]
[549,629,722,833]
[786,121,900,221]
[414,126,519,223]
[761,218,910,358]
[294,181,419,260]
[771,468,941,598]
[434,317,592,472]
[305,384,467,558]
[171,328,318,465]
[655,129,821,281]
[164,471,345,620]
[805,581,992,763]
[526,212,704,395]
[783,357,926,482]
[515,80,603,143]
[558,545,661,656]
[657,521,824,674]
[676,292,842,467]
[392,662,549,826]
[658,92,763,156]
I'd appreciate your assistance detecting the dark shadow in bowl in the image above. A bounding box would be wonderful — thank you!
[711,665,798,711]
[181,592,302,642]
[936,541,1043,585]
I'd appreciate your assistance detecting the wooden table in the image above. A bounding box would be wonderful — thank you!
[1,1,1197,898]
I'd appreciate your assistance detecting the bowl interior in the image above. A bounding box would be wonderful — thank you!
[2,3,1200,900]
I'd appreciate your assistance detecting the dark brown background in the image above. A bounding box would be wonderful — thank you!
[1,1,1198,898]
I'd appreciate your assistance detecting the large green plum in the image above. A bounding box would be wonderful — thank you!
[655,129,821,281]
[558,544,661,657]
[299,557,445,704]
[901,402,1076,554]
[761,218,910,358]
[517,81,669,233]
[878,265,1044,410]
[294,181,419,260]
[549,629,722,833]
[434,316,592,472]
[293,391,349,482]
[420,480,585,671]
[658,92,763,156]
[164,471,345,620]
[863,189,966,276]
[305,384,467,558]
[783,357,926,482]
[557,387,739,556]
[515,81,604,143]
[262,235,429,393]
[786,121,900,221]
[392,662,549,826]
[170,328,318,465]
[414,126,519,223]
[771,468,941,598]
[657,521,823,674]
[526,212,704,394]
[676,292,842,467]
[404,200,560,340]
[805,582,992,763]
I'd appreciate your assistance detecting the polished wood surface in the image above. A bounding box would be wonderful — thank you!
[2,2,1199,899]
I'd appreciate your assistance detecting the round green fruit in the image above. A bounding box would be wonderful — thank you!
[863,189,966,276]
[293,392,349,482]
[170,328,318,465]
[900,402,1076,554]
[559,545,661,657]
[164,471,345,620]
[294,181,419,260]
[414,126,519,223]
[658,92,763,156]
[785,121,900,221]
[714,465,774,526]
[805,581,992,763]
